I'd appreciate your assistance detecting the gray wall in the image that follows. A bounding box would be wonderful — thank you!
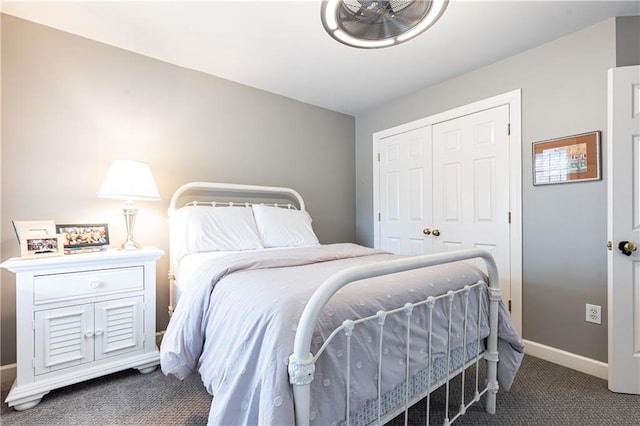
[616,16,640,66]
[355,19,619,362]
[0,15,355,366]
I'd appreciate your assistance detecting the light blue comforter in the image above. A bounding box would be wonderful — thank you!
[160,243,524,425]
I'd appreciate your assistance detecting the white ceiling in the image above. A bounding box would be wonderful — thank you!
[2,1,639,115]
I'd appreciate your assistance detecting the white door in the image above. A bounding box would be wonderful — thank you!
[379,126,432,255]
[432,105,511,303]
[608,65,640,394]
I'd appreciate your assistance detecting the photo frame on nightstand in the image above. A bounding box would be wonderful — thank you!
[20,234,64,259]
[55,223,109,254]
[12,220,56,244]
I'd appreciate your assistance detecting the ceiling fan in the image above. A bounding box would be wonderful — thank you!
[321,0,449,49]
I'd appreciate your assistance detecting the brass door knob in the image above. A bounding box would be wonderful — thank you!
[423,228,431,235]
[619,241,637,256]
[432,229,441,237]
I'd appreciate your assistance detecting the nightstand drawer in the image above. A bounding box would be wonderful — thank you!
[34,266,144,303]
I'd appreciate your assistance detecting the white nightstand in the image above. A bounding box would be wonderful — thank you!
[1,246,164,410]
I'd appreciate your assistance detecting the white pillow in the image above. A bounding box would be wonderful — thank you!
[251,204,319,248]
[170,206,263,258]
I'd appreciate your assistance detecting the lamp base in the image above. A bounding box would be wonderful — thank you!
[119,205,142,251]
[120,239,142,251]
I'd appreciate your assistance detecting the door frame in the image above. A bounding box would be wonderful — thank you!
[372,89,522,334]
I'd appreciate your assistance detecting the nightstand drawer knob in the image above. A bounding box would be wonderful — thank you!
[85,330,94,337]
[90,281,101,289]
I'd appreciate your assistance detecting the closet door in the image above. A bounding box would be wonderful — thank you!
[432,105,511,302]
[378,126,432,255]
[375,92,521,329]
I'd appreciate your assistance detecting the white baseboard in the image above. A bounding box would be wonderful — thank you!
[523,339,608,380]
[1,363,16,389]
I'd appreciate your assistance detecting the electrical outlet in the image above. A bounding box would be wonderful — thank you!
[586,304,601,324]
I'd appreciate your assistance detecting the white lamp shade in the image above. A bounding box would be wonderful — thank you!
[98,160,160,201]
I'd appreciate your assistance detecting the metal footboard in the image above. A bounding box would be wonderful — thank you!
[288,249,501,426]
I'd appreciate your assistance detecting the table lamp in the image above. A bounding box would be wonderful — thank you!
[98,160,160,250]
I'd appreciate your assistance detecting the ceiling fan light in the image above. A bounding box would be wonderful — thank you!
[323,0,340,30]
[321,0,449,49]
[396,0,448,42]
[334,29,395,48]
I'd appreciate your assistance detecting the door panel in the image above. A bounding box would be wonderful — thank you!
[474,158,495,222]
[442,241,463,252]
[386,238,401,254]
[442,163,461,222]
[608,65,640,394]
[408,168,424,221]
[386,171,401,221]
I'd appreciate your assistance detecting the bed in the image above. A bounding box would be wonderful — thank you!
[160,182,524,426]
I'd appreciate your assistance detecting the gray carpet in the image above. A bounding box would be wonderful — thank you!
[1,355,638,425]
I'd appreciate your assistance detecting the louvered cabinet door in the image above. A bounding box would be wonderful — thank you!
[94,297,144,360]
[34,304,94,375]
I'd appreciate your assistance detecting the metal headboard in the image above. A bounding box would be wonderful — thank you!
[168,181,306,216]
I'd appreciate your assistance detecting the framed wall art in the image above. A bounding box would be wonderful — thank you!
[20,234,64,259]
[56,224,109,254]
[533,131,601,185]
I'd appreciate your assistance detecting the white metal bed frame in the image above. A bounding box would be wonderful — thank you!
[289,249,500,426]
[167,182,501,426]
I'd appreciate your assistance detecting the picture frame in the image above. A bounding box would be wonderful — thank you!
[20,234,64,259]
[12,220,57,244]
[56,224,110,251]
[533,131,601,185]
